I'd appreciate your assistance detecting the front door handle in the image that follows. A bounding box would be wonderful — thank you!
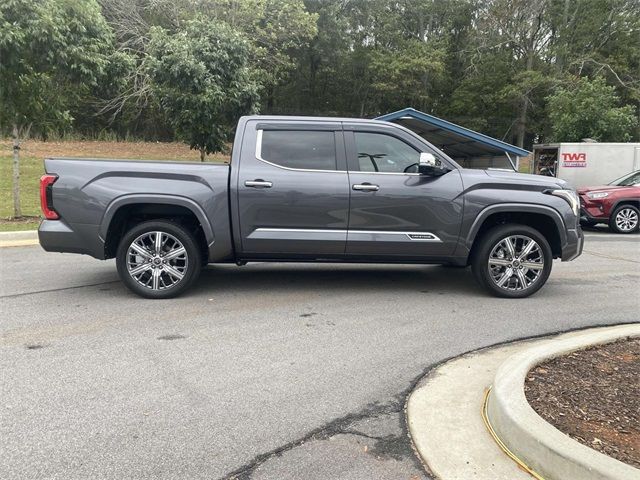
[352,183,379,192]
[245,180,273,188]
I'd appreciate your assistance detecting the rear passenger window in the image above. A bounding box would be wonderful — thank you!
[259,130,336,170]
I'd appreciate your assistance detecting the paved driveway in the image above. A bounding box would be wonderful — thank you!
[1,231,638,479]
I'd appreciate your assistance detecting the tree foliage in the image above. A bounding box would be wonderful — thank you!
[147,20,260,160]
[547,76,638,142]
[0,0,113,137]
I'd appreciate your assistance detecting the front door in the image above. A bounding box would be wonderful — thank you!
[344,127,464,258]
[236,121,350,257]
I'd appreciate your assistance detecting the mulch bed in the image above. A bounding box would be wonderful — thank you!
[525,337,640,469]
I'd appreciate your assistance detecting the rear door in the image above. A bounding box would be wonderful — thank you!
[344,124,464,258]
[236,120,350,257]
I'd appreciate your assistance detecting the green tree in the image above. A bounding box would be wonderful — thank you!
[147,20,260,161]
[0,0,112,217]
[547,76,637,141]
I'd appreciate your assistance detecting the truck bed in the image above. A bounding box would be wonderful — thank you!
[40,157,233,260]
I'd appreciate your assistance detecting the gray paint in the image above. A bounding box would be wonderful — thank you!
[39,115,582,267]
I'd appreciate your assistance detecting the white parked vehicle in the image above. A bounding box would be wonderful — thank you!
[532,142,640,188]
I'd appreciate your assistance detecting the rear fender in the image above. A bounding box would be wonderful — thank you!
[100,194,215,246]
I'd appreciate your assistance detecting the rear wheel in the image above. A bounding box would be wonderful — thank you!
[116,220,202,299]
[609,205,639,234]
[471,224,552,298]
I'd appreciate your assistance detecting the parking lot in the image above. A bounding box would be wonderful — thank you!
[1,229,638,480]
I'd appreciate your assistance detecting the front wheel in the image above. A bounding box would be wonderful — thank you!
[609,205,639,234]
[116,220,202,299]
[471,225,553,298]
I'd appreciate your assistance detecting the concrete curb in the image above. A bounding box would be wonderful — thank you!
[487,323,640,480]
[0,230,39,247]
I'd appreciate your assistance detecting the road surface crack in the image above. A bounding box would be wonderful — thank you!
[222,402,404,480]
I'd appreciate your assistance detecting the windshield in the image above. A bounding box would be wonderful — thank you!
[609,170,640,186]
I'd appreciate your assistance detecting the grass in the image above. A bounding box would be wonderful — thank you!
[0,139,229,231]
[0,218,40,232]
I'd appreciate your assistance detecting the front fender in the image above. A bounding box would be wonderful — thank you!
[464,203,567,251]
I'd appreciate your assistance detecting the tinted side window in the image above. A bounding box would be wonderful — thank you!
[260,130,337,170]
[354,132,420,173]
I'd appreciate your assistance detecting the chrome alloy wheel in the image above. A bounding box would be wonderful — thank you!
[487,235,544,292]
[126,231,188,290]
[615,207,638,232]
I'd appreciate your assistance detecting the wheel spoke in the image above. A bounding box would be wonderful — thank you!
[129,263,151,276]
[515,269,528,288]
[164,246,186,261]
[154,231,164,255]
[489,258,511,267]
[152,268,161,290]
[521,261,543,270]
[503,238,516,259]
[519,239,535,259]
[163,264,184,280]
[130,243,152,259]
[496,268,513,287]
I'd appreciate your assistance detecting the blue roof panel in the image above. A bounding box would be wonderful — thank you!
[375,107,530,157]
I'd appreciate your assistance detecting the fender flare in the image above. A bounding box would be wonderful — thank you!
[465,203,567,250]
[99,194,215,246]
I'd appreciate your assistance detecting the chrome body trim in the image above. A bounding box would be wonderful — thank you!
[249,227,442,242]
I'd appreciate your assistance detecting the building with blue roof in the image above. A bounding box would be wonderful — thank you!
[376,108,530,170]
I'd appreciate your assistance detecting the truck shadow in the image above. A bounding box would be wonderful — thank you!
[582,224,639,235]
[190,264,483,297]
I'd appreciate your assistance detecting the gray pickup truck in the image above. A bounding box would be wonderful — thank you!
[38,115,583,299]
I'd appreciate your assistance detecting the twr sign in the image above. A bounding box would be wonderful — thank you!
[561,152,587,167]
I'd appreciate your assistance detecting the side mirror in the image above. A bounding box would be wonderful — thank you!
[419,152,437,168]
[418,152,448,176]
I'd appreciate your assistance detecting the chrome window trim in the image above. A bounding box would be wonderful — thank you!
[255,129,345,174]
[255,130,427,176]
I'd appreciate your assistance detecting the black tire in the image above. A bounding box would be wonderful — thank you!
[116,220,202,299]
[609,204,640,234]
[471,224,553,299]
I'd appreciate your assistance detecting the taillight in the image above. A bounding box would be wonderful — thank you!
[40,174,59,220]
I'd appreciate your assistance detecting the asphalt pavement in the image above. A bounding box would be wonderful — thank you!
[1,229,638,480]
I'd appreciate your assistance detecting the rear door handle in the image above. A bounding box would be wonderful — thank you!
[352,183,379,191]
[245,180,273,188]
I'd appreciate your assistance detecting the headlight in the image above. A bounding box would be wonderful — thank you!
[587,191,610,200]
[549,189,580,216]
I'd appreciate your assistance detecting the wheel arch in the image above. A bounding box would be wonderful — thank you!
[100,195,213,260]
[466,204,566,262]
[611,198,640,212]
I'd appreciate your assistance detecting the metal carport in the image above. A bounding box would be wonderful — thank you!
[376,107,529,170]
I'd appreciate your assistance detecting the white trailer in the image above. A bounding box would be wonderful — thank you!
[532,142,640,188]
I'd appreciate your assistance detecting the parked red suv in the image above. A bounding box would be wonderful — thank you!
[578,170,640,233]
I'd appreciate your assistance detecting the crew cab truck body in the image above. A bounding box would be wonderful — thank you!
[39,116,584,298]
